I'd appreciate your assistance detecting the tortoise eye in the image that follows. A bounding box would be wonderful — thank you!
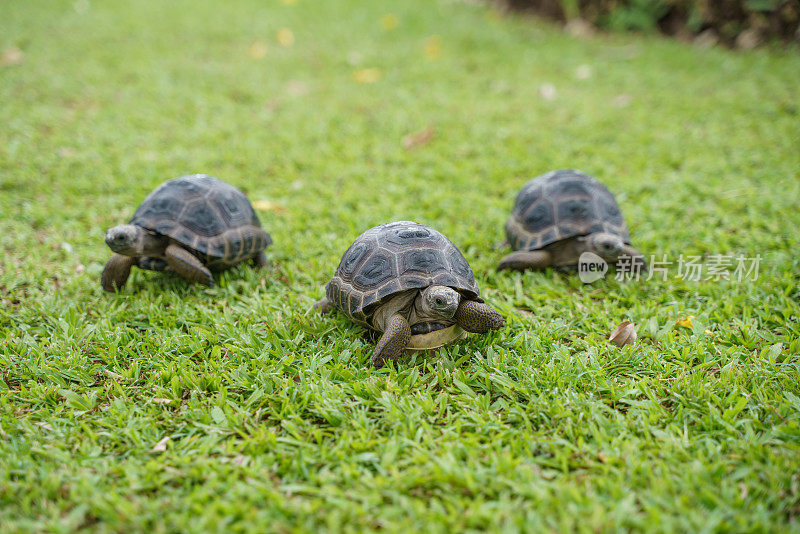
[434,297,444,306]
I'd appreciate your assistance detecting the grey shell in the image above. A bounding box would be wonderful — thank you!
[326,221,481,327]
[131,174,272,266]
[505,169,630,251]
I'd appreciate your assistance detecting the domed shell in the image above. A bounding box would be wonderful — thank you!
[130,174,272,263]
[326,221,481,326]
[505,169,630,251]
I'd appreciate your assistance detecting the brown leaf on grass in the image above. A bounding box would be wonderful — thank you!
[152,436,170,452]
[252,200,287,214]
[35,422,54,431]
[402,126,435,151]
[675,315,695,330]
[609,321,637,347]
[150,398,172,404]
[1,47,24,67]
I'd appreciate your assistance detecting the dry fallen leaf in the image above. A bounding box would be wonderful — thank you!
[152,436,170,452]
[380,13,399,31]
[0,47,24,67]
[252,200,287,214]
[151,398,172,404]
[402,126,435,151]
[276,28,294,47]
[248,40,268,59]
[539,83,556,100]
[424,36,441,61]
[609,321,637,347]
[35,422,54,431]
[353,68,381,84]
[676,316,695,330]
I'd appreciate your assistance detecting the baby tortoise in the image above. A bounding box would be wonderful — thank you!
[102,174,272,291]
[499,169,645,272]
[316,221,504,368]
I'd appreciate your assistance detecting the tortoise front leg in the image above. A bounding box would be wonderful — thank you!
[620,245,648,271]
[454,300,504,334]
[497,250,552,272]
[101,254,136,292]
[370,313,411,368]
[164,244,214,287]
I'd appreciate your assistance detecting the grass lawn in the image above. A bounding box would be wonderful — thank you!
[2,0,799,531]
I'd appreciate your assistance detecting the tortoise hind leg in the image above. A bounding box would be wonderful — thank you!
[497,250,552,272]
[164,244,214,287]
[313,297,333,314]
[370,313,411,368]
[455,300,504,334]
[252,251,268,269]
[101,254,136,292]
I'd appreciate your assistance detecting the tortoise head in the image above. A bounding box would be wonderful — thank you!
[585,232,625,262]
[419,286,461,321]
[105,224,144,256]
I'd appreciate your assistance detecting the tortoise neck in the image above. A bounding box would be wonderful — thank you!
[141,231,169,256]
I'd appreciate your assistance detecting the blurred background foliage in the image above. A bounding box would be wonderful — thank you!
[499,0,800,47]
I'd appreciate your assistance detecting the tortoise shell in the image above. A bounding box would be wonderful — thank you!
[505,169,630,251]
[131,174,272,266]
[326,221,481,327]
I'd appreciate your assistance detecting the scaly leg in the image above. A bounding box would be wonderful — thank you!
[454,300,504,334]
[101,254,136,292]
[164,244,214,287]
[370,313,411,368]
[497,250,552,272]
[313,296,333,314]
[620,245,648,272]
[252,251,268,269]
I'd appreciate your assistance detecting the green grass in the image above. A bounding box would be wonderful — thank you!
[1,0,799,531]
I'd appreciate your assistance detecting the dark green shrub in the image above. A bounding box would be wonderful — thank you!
[500,0,800,46]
